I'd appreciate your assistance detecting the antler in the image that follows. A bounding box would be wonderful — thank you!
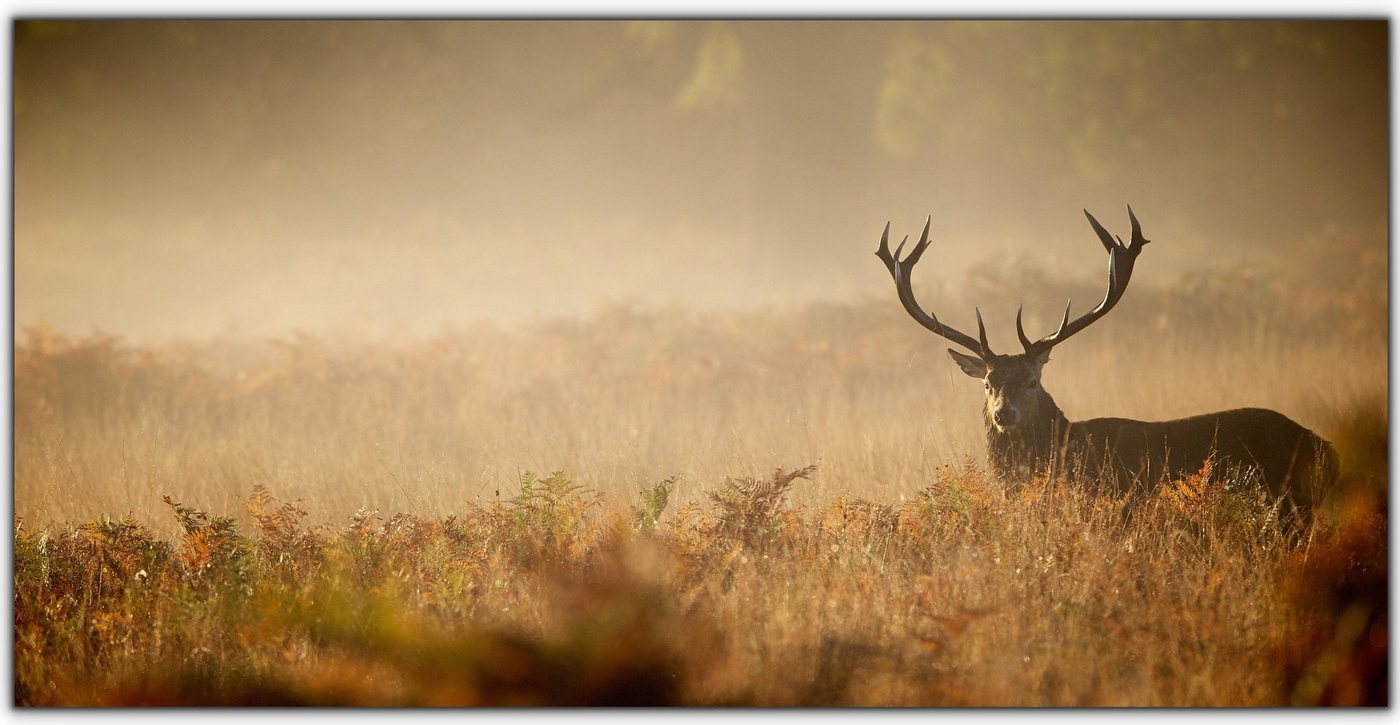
[1016,205,1151,356]
[876,216,994,359]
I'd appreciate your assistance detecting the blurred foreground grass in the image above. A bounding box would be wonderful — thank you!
[14,412,1386,706]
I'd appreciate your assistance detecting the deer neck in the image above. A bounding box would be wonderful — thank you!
[984,390,1070,478]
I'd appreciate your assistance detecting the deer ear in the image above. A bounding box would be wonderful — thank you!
[947,349,987,379]
[1031,348,1052,370]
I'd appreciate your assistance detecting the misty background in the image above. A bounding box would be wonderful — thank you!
[15,20,1389,340]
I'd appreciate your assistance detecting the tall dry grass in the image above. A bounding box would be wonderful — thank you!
[14,439,1387,705]
[14,256,1386,531]
[13,253,1387,705]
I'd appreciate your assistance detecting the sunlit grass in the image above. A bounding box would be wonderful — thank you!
[14,280,1384,532]
[13,272,1386,705]
[15,432,1386,706]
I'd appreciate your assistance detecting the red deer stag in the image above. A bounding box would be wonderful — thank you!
[875,207,1336,513]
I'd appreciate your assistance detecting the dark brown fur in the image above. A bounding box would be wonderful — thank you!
[978,363,1337,511]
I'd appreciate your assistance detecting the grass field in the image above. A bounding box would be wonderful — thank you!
[13,258,1388,706]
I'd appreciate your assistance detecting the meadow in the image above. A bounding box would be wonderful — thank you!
[13,250,1388,706]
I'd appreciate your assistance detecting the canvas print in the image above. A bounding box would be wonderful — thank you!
[13,19,1387,706]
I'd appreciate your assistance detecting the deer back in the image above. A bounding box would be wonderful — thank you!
[1067,408,1337,509]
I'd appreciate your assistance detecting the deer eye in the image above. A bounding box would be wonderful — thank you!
[1025,381,1038,390]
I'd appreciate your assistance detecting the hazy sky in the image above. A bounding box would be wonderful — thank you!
[15,20,1388,338]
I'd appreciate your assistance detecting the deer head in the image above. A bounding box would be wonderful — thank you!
[875,208,1150,433]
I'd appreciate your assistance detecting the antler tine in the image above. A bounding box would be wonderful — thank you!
[875,222,897,277]
[1127,204,1150,249]
[1021,208,1149,355]
[903,215,933,267]
[1015,304,1032,351]
[1018,299,1074,355]
[874,216,992,358]
[1084,209,1119,252]
[975,307,992,358]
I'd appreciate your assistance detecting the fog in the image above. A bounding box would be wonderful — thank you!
[15,20,1388,339]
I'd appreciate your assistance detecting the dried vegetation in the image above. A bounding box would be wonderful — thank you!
[14,256,1387,705]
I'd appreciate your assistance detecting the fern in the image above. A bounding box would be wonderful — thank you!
[711,465,816,545]
[632,476,678,531]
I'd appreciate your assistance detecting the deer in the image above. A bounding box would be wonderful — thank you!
[875,207,1337,514]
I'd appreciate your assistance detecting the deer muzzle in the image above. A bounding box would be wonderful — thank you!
[993,406,1022,431]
